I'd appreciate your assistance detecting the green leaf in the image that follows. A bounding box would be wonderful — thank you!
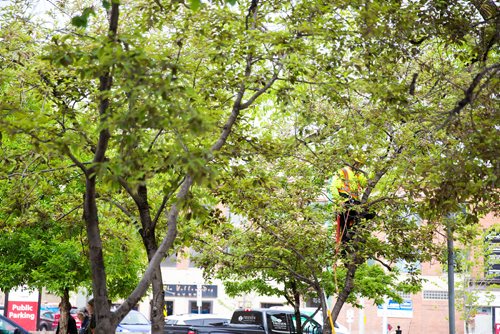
[71,15,88,28]
[102,0,111,10]
[190,0,201,11]
[70,7,95,28]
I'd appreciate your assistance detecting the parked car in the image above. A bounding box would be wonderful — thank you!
[165,313,230,326]
[0,313,30,334]
[40,304,59,313]
[116,310,151,333]
[38,310,57,332]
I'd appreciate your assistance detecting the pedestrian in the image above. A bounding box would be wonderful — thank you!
[77,309,89,334]
[86,298,95,334]
[55,302,78,334]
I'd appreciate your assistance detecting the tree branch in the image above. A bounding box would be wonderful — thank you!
[437,63,500,130]
[152,175,184,228]
[372,257,393,271]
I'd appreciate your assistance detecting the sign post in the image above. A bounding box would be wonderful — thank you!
[196,284,202,314]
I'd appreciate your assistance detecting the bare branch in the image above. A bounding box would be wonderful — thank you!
[147,129,164,153]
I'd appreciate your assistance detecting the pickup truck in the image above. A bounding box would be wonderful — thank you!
[164,308,323,334]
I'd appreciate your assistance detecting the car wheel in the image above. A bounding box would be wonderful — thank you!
[39,324,48,333]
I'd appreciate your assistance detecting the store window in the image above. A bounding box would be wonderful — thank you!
[165,301,173,316]
[189,301,212,314]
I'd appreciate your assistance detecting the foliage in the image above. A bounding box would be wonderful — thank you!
[194,0,498,328]
[0,1,497,333]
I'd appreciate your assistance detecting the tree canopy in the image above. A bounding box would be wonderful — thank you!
[0,1,498,334]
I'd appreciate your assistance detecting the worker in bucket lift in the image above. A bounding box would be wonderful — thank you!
[331,159,374,245]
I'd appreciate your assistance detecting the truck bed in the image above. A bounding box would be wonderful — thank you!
[164,323,265,334]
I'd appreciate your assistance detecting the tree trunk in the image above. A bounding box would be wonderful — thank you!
[150,267,165,334]
[135,183,165,334]
[318,286,332,334]
[290,281,303,334]
[58,288,71,334]
[330,251,363,323]
[85,2,120,333]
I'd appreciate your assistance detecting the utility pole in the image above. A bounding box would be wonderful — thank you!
[447,216,456,334]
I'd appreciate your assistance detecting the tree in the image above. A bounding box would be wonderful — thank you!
[193,142,434,333]
[0,133,146,332]
[1,1,497,333]
[193,1,498,332]
[2,0,287,332]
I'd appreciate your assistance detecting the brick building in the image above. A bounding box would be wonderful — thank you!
[333,213,500,334]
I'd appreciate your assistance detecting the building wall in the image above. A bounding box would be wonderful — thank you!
[157,264,285,318]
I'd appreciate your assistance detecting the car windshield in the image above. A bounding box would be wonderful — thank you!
[121,311,149,325]
[42,312,55,319]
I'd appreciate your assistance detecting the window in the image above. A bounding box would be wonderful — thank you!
[164,301,173,316]
[423,290,448,300]
[261,303,284,308]
[188,249,200,268]
[289,315,322,334]
[305,298,321,308]
[161,254,178,267]
[189,301,212,314]
[441,249,467,273]
[267,313,290,334]
[395,260,421,273]
[231,311,263,325]
[486,232,500,278]
[398,292,411,299]
[0,318,19,333]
